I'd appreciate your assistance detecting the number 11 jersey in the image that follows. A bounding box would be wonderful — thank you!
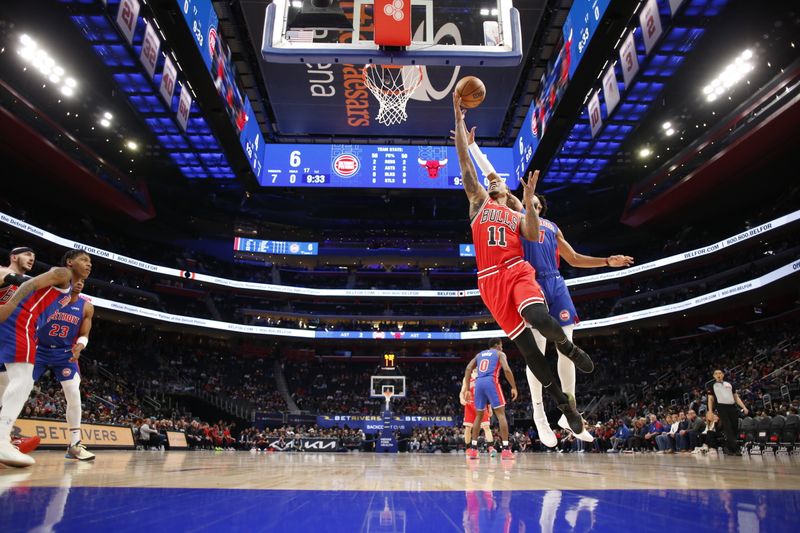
[470,197,524,271]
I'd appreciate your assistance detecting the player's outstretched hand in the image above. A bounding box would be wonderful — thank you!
[521,170,540,209]
[511,387,518,401]
[607,255,635,267]
[452,91,466,122]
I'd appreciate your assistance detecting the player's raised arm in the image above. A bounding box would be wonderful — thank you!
[0,267,70,322]
[518,170,541,240]
[498,352,518,401]
[453,92,487,218]
[556,229,635,268]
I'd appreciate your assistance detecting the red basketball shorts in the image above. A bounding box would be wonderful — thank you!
[463,402,492,426]
[477,258,545,339]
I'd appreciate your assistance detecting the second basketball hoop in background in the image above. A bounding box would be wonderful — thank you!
[455,76,486,108]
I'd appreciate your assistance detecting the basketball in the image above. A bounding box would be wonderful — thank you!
[455,76,486,108]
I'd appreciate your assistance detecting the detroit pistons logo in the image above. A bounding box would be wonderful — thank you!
[289,243,300,254]
[332,154,360,178]
[62,368,72,378]
[208,26,218,59]
[560,310,570,322]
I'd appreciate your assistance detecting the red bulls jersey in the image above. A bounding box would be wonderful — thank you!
[470,198,524,272]
[1,282,70,363]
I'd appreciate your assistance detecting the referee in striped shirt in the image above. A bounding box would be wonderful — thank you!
[707,369,749,455]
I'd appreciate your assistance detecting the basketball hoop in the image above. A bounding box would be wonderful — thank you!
[363,64,423,126]
[382,386,395,410]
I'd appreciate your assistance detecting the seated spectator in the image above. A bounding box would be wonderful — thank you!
[609,419,631,453]
[680,410,705,452]
[694,413,722,454]
[139,418,163,449]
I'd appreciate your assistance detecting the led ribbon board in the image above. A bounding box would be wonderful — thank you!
[1,210,797,298]
[84,259,800,339]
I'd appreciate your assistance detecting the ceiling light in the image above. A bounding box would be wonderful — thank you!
[702,85,713,94]
[639,148,652,158]
[480,8,489,16]
[665,128,675,136]
[741,49,753,60]
[99,118,111,128]
[49,74,61,83]
[19,34,35,47]
[662,122,671,130]
[126,140,139,151]
[60,85,74,97]
[103,111,113,120]
[65,77,77,88]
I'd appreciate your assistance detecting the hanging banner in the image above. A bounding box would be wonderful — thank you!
[159,55,177,107]
[639,0,664,56]
[177,83,192,131]
[619,31,640,87]
[669,0,686,16]
[588,90,603,138]
[115,0,140,45]
[602,65,621,116]
[139,21,161,79]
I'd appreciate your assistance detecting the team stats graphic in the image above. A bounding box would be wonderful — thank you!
[260,143,517,190]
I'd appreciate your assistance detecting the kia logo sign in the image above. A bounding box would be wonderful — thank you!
[333,154,360,178]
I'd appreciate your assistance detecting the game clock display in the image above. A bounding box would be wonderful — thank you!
[260,143,518,190]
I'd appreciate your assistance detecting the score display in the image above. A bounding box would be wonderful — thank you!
[260,144,518,190]
[234,238,318,256]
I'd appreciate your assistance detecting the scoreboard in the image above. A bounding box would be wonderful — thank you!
[259,143,518,190]
[234,238,318,255]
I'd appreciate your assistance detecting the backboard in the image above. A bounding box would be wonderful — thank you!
[262,0,522,66]
[370,375,406,398]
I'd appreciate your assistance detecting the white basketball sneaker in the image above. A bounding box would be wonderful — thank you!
[534,417,558,448]
[65,441,96,461]
[0,440,35,468]
[558,414,595,443]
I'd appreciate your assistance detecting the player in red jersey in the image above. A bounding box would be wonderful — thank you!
[0,249,91,467]
[0,247,42,456]
[453,92,591,435]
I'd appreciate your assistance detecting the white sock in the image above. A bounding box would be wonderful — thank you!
[471,440,478,447]
[502,440,509,448]
[555,325,576,396]
[0,370,8,407]
[0,363,34,441]
[61,376,82,445]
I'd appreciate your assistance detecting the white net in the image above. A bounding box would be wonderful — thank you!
[363,64,423,126]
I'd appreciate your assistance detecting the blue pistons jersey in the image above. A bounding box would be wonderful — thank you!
[473,349,505,409]
[33,296,85,382]
[521,217,579,326]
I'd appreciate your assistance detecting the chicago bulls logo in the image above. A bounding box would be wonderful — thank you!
[418,158,448,178]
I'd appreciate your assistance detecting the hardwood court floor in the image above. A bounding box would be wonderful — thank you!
[2,450,800,531]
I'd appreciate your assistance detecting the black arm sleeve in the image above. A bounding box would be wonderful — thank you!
[2,273,26,288]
